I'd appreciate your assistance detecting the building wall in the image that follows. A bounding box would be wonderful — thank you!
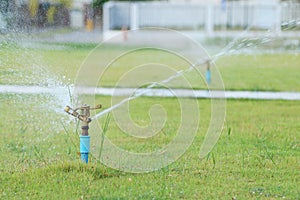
[168,0,221,4]
[103,1,299,35]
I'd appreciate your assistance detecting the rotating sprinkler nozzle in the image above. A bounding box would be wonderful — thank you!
[65,104,102,163]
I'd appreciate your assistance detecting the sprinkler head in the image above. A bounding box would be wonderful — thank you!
[64,106,71,112]
[95,104,102,109]
[64,104,102,124]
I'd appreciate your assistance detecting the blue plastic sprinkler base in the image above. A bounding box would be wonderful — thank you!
[80,135,90,163]
[81,153,89,163]
[206,70,211,84]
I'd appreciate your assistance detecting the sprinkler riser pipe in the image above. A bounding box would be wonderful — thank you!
[81,125,89,136]
[80,135,90,163]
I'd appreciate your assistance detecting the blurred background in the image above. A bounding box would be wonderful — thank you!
[0,0,299,36]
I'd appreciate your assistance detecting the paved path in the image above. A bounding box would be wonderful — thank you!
[1,85,300,100]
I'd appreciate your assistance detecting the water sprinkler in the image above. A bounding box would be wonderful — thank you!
[64,104,102,163]
[205,60,211,84]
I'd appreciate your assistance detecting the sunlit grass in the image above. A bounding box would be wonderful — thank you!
[217,54,300,91]
[0,39,299,199]
[0,94,299,199]
[1,42,300,91]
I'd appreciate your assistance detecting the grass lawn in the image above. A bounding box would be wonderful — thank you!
[217,54,300,91]
[0,39,299,199]
[0,42,300,91]
[0,94,299,199]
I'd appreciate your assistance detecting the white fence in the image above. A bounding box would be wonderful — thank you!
[103,1,300,36]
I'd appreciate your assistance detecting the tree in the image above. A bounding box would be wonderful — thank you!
[92,0,158,8]
[0,0,17,28]
[92,0,109,8]
[53,0,73,9]
[29,0,39,17]
[0,0,9,14]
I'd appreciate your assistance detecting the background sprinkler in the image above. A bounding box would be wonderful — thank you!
[205,60,211,84]
[64,104,102,163]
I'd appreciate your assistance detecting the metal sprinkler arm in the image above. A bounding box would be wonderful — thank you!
[65,104,101,122]
[206,60,211,70]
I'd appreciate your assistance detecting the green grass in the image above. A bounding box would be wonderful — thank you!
[0,40,299,199]
[216,54,300,91]
[1,42,300,91]
[0,94,299,199]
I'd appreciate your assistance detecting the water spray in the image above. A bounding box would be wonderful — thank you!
[64,104,102,163]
